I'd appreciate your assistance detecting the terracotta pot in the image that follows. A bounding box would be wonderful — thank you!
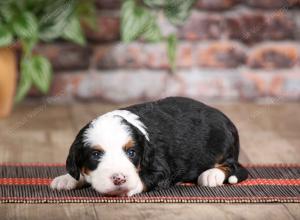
[0,47,17,118]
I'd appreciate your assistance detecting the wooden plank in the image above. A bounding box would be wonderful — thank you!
[0,203,297,220]
[0,104,74,163]
[0,204,97,220]
[68,102,116,131]
[240,131,300,163]
[93,204,295,220]
[284,204,300,220]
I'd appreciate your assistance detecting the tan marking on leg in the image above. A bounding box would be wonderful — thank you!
[214,163,230,177]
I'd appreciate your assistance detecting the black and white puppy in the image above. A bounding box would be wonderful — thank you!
[51,97,248,196]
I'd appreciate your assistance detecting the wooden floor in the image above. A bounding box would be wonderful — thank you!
[0,102,299,220]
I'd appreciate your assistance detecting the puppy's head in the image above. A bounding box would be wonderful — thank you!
[66,110,148,196]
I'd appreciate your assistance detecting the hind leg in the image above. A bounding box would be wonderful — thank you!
[198,159,248,187]
[218,160,248,184]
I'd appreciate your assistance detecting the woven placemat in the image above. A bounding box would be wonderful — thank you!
[0,163,299,203]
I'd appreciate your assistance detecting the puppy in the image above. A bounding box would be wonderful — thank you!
[51,97,248,196]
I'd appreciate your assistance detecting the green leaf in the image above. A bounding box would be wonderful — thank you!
[12,11,38,39]
[62,15,85,45]
[21,38,37,57]
[39,0,74,26]
[142,19,162,42]
[121,0,162,42]
[15,55,52,102]
[0,2,14,23]
[143,0,168,7]
[39,18,68,41]
[76,0,97,30]
[30,55,52,93]
[15,58,33,103]
[0,25,13,47]
[164,0,195,25]
[166,34,177,72]
[39,0,75,41]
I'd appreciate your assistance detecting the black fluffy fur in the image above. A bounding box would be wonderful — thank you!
[66,97,248,191]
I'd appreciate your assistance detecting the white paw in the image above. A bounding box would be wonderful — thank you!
[50,174,79,190]
[197,168,225,187]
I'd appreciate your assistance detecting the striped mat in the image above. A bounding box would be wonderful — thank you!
[0,163,299,203]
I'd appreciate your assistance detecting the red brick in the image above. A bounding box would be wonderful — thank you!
[50,72,84,99]
[245,0,300,9]
[164,69,243,100]
[294,12,300,40]
[270,74,285,96]
[264,11,295,40]
[225,10,295,42]
[143,44,169,69]
[85,14,120,42]
[247,43,299,69]
[226,11,264,42]
[51,70,168,103]
[94,43,190,70]
[95,0,120,9]
[35,43,91,71]
[46,69,300,102]
[275,72,300,99]
[196,0,239,10]
[176,43,195,68]
[143,43,197,69]
[197,41,246,68]
[94,42,248,69]
[241,71,270,97]
[94,43,144,69]
[242,69,300,99]
[179,12,224,41]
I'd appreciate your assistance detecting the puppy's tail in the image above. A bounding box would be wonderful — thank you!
[227,163,248,184]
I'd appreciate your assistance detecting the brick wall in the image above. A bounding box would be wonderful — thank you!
[35,0,300,103]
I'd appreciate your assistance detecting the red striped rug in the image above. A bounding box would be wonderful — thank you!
[0,163,299,203]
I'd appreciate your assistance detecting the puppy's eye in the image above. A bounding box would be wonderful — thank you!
[126,148,136,158]
[91,151,102,160]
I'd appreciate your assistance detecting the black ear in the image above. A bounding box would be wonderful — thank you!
[140,132,171,191]
[120,117,171,190]
[66,123,90,180]
[66,142,81,180]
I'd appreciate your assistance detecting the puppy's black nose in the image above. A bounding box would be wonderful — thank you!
[111,173,126,185]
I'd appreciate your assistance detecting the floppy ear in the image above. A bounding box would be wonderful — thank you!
[139,137,171,190]
[130,127,170,190]
[120,117,171,190]
[66,141,81,180]
[66,123,90,180]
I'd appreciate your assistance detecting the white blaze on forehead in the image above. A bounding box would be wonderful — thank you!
[108,110,149,141]
[83,110,149,149]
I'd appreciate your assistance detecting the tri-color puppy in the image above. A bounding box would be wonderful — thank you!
[51,97,248,196]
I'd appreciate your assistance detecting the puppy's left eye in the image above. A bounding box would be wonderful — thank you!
[126,149,136,158]
[91,151,103,160]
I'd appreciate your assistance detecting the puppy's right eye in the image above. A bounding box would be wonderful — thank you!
[91,151,103,160]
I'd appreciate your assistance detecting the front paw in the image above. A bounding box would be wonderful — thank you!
[50,174,78,190]
[197,168,225,187]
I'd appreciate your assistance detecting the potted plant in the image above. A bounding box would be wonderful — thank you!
[0,0,96,117]
[0,0,195,117]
